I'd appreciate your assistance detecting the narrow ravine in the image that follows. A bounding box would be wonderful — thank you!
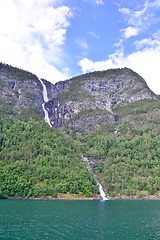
[83,157,109,200]
[39,78,52,127]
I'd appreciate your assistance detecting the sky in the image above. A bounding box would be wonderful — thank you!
[0,0,160,94]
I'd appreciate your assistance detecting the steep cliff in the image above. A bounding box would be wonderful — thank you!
[46,68,159,132]
[1,63,159,132]
[0,63,43,118]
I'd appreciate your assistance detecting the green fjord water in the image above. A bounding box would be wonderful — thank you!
[0,200,160,240]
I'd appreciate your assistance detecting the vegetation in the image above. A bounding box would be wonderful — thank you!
[56,80,92,102]
[69,67,140,80]
[67,108,111,123]
[0,117,98,199]
[2,115,160,199]
[74,122,160,198]
[0,63,37,81]
[114,99,160,116]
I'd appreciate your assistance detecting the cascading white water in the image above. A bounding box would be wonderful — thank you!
[42,103,52,127]
[39,78,49,102]
[98,183,108,201]
[83,157,109,200]
[39,78,52,127]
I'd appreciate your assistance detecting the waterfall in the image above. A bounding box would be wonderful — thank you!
[98,183,108,201]
[83,157,109,200]
[39,78,52,127]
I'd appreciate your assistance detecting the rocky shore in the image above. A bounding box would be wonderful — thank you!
[5,194,160,201]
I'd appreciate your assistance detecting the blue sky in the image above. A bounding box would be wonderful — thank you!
[0,0,160,94]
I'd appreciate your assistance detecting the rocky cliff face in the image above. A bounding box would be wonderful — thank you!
[0,63,43,118]
[0,63,159,131]
[45,68,159,131]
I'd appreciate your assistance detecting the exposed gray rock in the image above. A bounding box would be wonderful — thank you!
[1,63,159,132]
[0,64,43,117]
[44,68,159,131]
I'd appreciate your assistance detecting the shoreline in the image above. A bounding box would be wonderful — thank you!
[5,193,101,201]
[3,195,160,201]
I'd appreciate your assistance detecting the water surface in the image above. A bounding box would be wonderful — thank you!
[0,200,160,239]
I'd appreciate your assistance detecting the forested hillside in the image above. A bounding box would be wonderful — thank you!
[1,63,160,199]
[76,121,160,198]
[0,117,98,199]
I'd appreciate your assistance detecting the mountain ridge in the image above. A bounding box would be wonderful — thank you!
[1,63,159,132]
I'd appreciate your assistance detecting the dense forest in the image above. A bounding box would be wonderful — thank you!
[0,117,98,199]
[1,115,160,199]
[77,122,160,198]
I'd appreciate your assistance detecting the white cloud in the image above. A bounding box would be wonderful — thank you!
[78,56,118,73]
[78,45,160,94]
[118,4,148,40]
[119,0,160,33]
[95,0,104,5]
[88,32,100,38]
[82,0,104,5]
[149,0,160,8]
[135,33,160,49]
[124,47,160,94]
[0,0,72,82]
[76,39,89,50]
[122,26,140,39]
[119,7,131,15]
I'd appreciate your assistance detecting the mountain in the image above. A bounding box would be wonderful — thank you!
[1,63,160,199]
[46,68,159,132]
[1,63,159,131]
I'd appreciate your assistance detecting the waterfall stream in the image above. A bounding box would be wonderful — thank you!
[39,78,52,127]
[83,157,109,200]
[98,183,108,201]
